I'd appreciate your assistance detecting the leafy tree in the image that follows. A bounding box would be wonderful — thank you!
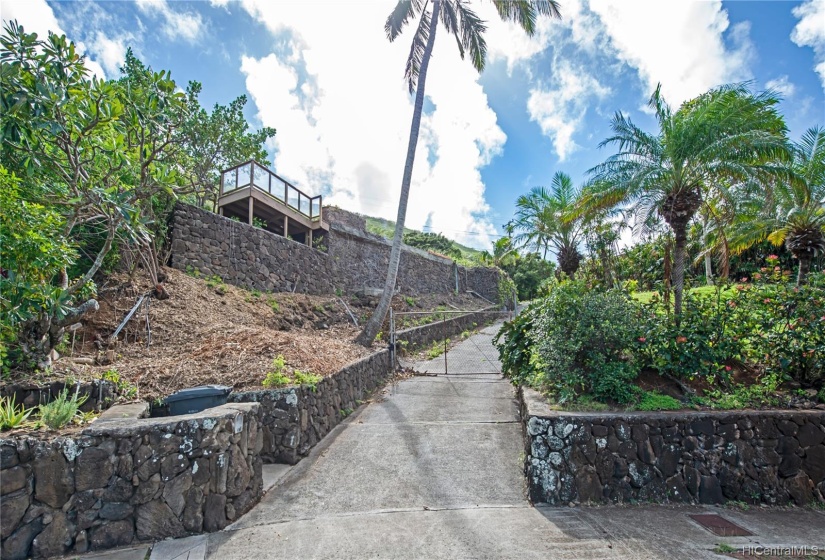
[512,171,584,278]
[357,0,561,346]
[477,236,518,268]
[181,81,276,210]
[586,83,790,317]
[403,230,461,258]
[501,252,555,300]
[0,22,189,367]
[730,126,825,285]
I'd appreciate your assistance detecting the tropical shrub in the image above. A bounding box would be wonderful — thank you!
[636,289,746,380]
[493,302,540,386]
[530,282,641,403]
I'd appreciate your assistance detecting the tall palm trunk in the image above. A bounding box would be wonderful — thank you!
[672,227,688,320]
[797,256,811,286]
[357,0,441,346]
[702,216,713,286]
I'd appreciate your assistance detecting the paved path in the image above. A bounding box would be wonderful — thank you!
[401,323,504,375]
[86,324,825,560]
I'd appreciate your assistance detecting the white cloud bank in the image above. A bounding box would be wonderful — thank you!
[526,0,756,160]
[231,0,551,249]
[136,0,204,44]
[791,0,825,91]
[0,0,107,78]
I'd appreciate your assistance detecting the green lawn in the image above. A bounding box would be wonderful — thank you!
[632,285,739,304]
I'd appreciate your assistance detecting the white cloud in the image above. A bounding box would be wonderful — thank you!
[0,0,107,78]
[766,75,797,98]
[235,0,506,248]
[791,0,825,91]
[587,0,754,106]
[527,61,610,161]
[136,0,204,43]
[89,31,127,76]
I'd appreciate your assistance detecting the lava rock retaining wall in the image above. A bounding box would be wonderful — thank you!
[0,403,262,559]
[394,308,503,351]
[520,388,825,506]
[169,203,503,301]
[228,351,391,464]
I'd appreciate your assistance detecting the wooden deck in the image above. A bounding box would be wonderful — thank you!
[218,160,328,246]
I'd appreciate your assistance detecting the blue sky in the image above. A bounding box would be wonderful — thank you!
[2,0,824,249]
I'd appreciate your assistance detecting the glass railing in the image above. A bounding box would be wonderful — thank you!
[220,160,322,220]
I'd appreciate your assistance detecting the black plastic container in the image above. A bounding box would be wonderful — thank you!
[163,385,232,416]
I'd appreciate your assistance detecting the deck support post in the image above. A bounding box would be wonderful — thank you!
[248,197,254,226]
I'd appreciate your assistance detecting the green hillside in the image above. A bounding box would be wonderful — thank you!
[364,216,484,260]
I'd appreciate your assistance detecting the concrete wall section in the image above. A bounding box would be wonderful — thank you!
[520,388,825,506]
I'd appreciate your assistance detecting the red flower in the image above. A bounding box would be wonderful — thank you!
[676,336,687,343]
[768,254,779,260]
[725,365,732,372]
[638,337,646,343]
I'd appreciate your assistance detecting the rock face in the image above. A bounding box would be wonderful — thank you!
[169,203,503,301]
[520,388,825,506]
[0,402,262,559]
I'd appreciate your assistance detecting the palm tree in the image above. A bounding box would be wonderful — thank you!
[585,83,789,317]
[357,0,561,346]
[512,171,584,278]
[729,126,825,285]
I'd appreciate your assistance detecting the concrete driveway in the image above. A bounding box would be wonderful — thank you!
[105,325,825,560]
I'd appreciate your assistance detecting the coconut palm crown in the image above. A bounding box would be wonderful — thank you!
[730,126,825,284]
[584,82,790,317]
[512,171,584,278]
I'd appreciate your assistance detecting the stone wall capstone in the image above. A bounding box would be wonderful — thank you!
[169,203,503,301]
[0,403,262,559]
[520,388,825,507]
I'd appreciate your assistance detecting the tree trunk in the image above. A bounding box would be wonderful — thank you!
[663,240,672,315]
[673,227,688,320]
[797,255,811,286]
[702,216,713,286]
[356,0,441,347]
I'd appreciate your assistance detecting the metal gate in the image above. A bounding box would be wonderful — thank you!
[390,310,511,375]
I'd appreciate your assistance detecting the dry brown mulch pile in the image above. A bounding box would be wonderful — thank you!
[47,268,375,399]
[29,268,487,400]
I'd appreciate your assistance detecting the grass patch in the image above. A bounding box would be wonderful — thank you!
[636,391,682,411]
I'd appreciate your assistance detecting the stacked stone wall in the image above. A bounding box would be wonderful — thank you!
[520,388,825,506]
[0,403,261,559]
[169,203,503,300]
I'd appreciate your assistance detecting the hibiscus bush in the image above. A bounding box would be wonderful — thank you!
[495,270,825,408]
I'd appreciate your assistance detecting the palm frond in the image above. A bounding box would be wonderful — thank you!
[385,0,423,42]
[454,1,487,73]
[403,7,431,94]
[492,0,561,35]
[439,0,465,60]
